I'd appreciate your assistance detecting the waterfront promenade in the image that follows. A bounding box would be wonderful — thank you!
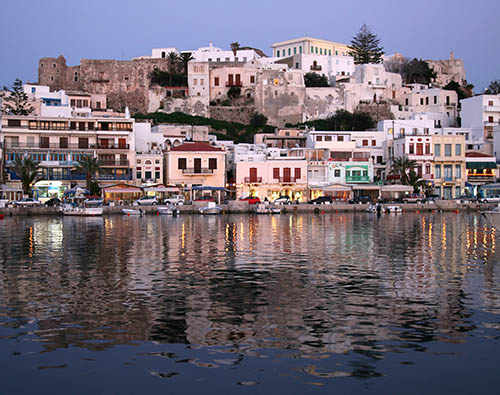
[0,201,494,216]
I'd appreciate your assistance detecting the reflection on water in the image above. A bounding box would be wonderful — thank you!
[0,213,499,393]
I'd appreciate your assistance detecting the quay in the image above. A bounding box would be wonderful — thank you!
[0,201,495,216]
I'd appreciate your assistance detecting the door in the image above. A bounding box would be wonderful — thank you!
[78,138,88,149]
[40,136,49,148]
[118,138,127,149]
[59,137,68,149]
[100,139,109,149]
[283,168,291,183]
[249,167,257,183]
[194,158,202,173]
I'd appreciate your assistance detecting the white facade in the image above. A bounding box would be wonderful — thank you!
[272,37,351,58]
[188,61,210,98]
[191,43,260,63]
[461,94,500,141]
[151,48,179,58]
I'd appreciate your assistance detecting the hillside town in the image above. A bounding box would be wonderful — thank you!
[2,29,500,205]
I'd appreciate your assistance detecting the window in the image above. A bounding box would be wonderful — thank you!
[7,119,21,127]
[273,168,280,179]
[294,47,296,54]
[435,164,441,178]
[277,50,280,57]
[155,171,160,179]
[200,79,204,86]
[362,139,368,146]
[400,128,405,136]
[372,139,376,146]
[444,165,452,180]
[250,75,255,83]
[425,164,431,174]
[300,46,302,53]
[193,79,197,85]
[178,158,186,170]
[214,77,219,86]
[208,158,217,170]
[334,169,341,177]
[488,116,494,123]
[444,144,452,157]
[337,136,344,142]
[434,144,441,157]
[420,98,424,105]
[455,144,461,156]
[455,165,461,179]
[416,143,423,155]
[409,144,414,154]
[316,136,323,142]
[425,97,429,105]
[434,96,437,104]
[288,48,291,56]
[60,137,68,149]
[325,135,332,142]
[294,168,301,180]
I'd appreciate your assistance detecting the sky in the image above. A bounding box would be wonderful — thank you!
[1,0,499,92]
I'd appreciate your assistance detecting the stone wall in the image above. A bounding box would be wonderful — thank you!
[209,106,256,124]
[304,87,345,121]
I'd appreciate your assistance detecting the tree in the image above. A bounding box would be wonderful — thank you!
[227,86,241,102]
[250,112,267,127]
[77,156,101,191]
[348,24,384,64]
[485,80,500,95]
[230,42,240,56]
[1,79,34,115]
[167,51,180,86]
[407,170,425,193]
[179,52,194,76]
[384,57,436,85]
[12,156,40,196]
[392,156,417,185]
[304,72,330,87]
[443,80,471,102]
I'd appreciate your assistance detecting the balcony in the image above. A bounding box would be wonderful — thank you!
[182,167,214,174]
[0,124,133,132]
[244,177,262,183]
[99,160,129,167]
[346,176,370,183]
[97,144,130,150]
[226,81,242,87]
[279,177,296,183]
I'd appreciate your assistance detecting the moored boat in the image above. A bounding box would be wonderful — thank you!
[199,202,222,215]
[157,205,179,215]
[122,208,144,216]
[62,206,103,216]
[254,203,282,214]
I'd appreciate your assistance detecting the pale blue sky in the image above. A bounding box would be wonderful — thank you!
[2,0,499,92]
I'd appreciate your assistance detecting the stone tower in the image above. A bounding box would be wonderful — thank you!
[38,55,68,91]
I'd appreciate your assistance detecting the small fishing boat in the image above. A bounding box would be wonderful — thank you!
[122,208,144,216]
[254,203,282,214]
[62,205,103,216]
[386,205,403,213]
[157,205,179,215]
[199,201,222,215]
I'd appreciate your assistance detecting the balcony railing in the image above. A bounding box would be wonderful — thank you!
[2,125,132,132]
[244,177,262,183]
[7,171,131,181]
[99,160,129,167]
[181,167,214,174]
[346,176,370,183]
[279,177,296,183]
[3,142,129,150]
[226,81,242,87]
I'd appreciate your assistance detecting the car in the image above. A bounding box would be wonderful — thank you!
[349,196,372,204]
[402,194,424,203]
[164,194,185,205]
[308,196,332,205]
[14,198,42,207]
[45,197,62,207]
[194,195,214,202]
[273,196,293,205]
[480,196,500,203]
[423,194,441,204]
[239,196,261,205]
[135,196,159,205]
[457,195,477,204]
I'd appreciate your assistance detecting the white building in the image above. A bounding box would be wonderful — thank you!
[191,42,261,63]
[461,94,500,141]
[272,37,351,58]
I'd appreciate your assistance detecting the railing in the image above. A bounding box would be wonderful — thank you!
[279,177,296,183]
[346,176,370,182]
[244,177,262,183]
[3,142,129,150]
[97,144,130,150]
[99,160,129,167]
[2,125,132,132]
[226,81,242,87]
[182,167,214,174]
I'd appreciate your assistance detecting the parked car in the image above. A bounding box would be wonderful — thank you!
[480,196,500,203]
[308,196,332,205]
[14,198,42,207]
[457,195,477,203]
[402,194,424,203]
[239,196,261,205]
[273,196,293,205]
[194,195,214,202]
[45,198,62,207]
[349,196,372,204]
[135,196,159,205]
[164,194,185,205]
[423,194,441,204]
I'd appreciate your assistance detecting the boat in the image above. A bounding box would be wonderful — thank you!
[254,203,282,214]
[199,201,222,215]
[385,205,403,213]
[157,205,180,215]
[122,208,144,216]
[482,204,500,229]
[62,205,103,216]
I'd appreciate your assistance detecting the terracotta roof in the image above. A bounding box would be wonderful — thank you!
[466,152,494,158]
[170,142,223,152]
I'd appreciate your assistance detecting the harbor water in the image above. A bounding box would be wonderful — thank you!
[0,212,499,394]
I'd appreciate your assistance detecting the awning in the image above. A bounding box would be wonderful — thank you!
[466,162,497,170]
[351,185,381,190]
[323,184,352,192]
[103,188,142,193]
[191,186,227,191]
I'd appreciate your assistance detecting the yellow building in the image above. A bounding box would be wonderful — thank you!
[432,135,466,199]
[272,37,351,58]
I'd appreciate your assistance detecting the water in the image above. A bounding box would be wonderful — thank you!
[0,212,499,394]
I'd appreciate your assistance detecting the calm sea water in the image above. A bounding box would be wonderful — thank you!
[0,212,499,394]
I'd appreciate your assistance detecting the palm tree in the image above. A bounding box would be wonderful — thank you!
[407,170,425,193]
[230,42,240,57]
[77,156,101,191]
[392,156,417,185]
[179,52,194,76]
[12,156,40,196]
[167,51,179,86]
